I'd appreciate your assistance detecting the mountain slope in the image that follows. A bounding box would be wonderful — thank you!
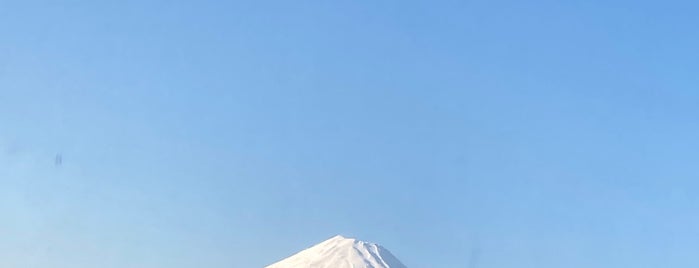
[266,235,407,268]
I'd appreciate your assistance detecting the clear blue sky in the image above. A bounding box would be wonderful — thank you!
[1,0,698,267]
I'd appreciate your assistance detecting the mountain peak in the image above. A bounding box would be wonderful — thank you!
[266,235,407,268]
[330,234,348,240]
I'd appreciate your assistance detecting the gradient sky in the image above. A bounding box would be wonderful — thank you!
[1,0,698,267]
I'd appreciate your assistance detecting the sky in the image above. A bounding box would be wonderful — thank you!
[1,0,698,267]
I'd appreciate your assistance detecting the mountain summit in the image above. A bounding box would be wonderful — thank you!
[266,235,407,268]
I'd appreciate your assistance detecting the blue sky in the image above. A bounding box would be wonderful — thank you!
[1,0,698,267]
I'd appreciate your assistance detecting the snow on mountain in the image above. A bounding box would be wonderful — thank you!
[265,235,407,268]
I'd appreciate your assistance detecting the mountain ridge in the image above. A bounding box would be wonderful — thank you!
[265,235,407,268]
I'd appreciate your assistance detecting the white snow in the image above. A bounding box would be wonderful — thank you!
[265,235,407,268]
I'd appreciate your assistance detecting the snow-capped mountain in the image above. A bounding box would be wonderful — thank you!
[266,235,407,268]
